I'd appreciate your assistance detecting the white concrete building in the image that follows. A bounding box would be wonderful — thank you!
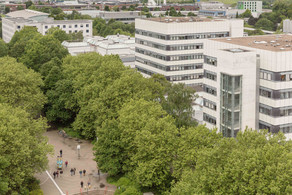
[237,1,262,14]
[201,34,292,140]
[283,19,292,34]
[135,17,244,86]
[2,9,92,43]
[62,34,135,68]
[99,11,140,24]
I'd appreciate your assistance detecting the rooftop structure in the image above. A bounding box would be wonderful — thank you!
[215,35,292,52]
[99,11,140,24]
[283,19,292,34]
[145,17,222,23]
[6,9,49,19]
[63,35,135,68]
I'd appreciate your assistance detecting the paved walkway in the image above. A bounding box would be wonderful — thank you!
[36,130,116,195]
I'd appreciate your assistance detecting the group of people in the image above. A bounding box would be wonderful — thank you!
[80,180,91,190]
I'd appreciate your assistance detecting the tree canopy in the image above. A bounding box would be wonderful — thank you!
[0,103,53,194]
[0,57,47,116]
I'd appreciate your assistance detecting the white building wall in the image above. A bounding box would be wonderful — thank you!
[283,19,292,33]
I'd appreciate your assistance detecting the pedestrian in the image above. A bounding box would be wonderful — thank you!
[53,171,56,179]
[79,170,82,178]
[56,170,59,178]
[60,170,63,177]
[65,160,68,167]
[60,149,62,157]
[70,168,74,176]
[87,181,91,189]
[80,181,84,188]
[83,169,86,176]
[73,168,76,175]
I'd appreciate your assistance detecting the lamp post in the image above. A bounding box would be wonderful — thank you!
[77,145,80,159]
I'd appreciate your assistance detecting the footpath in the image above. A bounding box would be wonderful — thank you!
[36,130,116,195]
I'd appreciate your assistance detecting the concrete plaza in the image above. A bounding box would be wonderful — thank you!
[36,130,116,195]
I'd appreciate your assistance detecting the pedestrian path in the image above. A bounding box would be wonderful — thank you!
[36,130,116,195]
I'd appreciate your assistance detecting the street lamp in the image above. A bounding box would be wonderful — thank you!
[77,145,80,159]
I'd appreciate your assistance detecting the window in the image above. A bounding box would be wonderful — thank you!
[69,30,72,33]
[75,30,77,33]
[203,113,216,125]
[80,24,83,27]
[86,30,89,33]
[204,99,217,111]
[260,71,272,80]
[17,25,21,29]
[205,71,217,81]
[205,85,217,96]
[86,24,89,27]
[57,25,60,28]
[204,56,217,66]
[63,25,66,28]
[45,26,48,29]
[259,104,272,116]
[75,24,78,28]
[259,88,272,98]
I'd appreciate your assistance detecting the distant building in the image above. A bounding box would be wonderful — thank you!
[237,1,262,14]
[62,34,135,68]
[283,19,292,33]
[2,9,92,43]
[0,3,26,14]
[199,10,226,17]
[99,11,140,24]
[197,1,225,10]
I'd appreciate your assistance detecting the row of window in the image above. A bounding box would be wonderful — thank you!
[167,73,203,81]
[203,99,217,111]
[136,29,229,41]
[204,55,217,66]
[136,48,203,61]
[259,121,292,134]
[44,24,89,29]
[259,104,292,117]
[205,70,217,81]
[260,88,292,99]
[204,85,217,96]
[280,125,292,134]
[260,70,292,82]
[136,38,203,51]
[203,113,217,125]
[136,57,203,71]
[45,30,89,34]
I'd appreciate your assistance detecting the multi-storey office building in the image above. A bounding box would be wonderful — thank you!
[237,1,262,13]
[202,34,292,140]
[2,9,92,43]
[135,17,243,85]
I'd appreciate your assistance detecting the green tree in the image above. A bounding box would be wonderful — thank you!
[25,1,33,8]
[17,5,24,10]
[255,18,275,31]
[248,15,257,26]
[0,103,53,194]
[104,5,110,11]
[0,57,47,116]
[172,125,221,180]
[162,83,196,128]
[240,9,252,18]
[171,129,292,194]
[0,39,8,57]
[8,26,41,59]
[5,7,10,14]
[47,27,70,43]
[20,35,68,72]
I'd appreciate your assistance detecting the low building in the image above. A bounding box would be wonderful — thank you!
[2,9,92,43]
[99,11,140,24]
[197,1,225,10]
[283,19,292,34]
[63,34,135,68]
[199,10,226,17]
[0,3,26,13]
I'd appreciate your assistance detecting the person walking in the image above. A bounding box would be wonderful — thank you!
[60,149,62,157]
[83,169,86,176]
[87,180,91,189]
[65,161,68,168]
[73,168,76,175]
[80,181,84,188]
[53,171,56,179]
[79,170,82,178]
[56,170,59,178]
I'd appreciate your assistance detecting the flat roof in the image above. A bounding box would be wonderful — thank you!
[142,17,223,23]
[214,34,292,52]
[6,9,49,19]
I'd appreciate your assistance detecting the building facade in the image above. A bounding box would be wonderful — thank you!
[237,1,262,14]
[135,17,243,85]
[202,35,292,140]
[2,9,92,43]
[283,19,292,34]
